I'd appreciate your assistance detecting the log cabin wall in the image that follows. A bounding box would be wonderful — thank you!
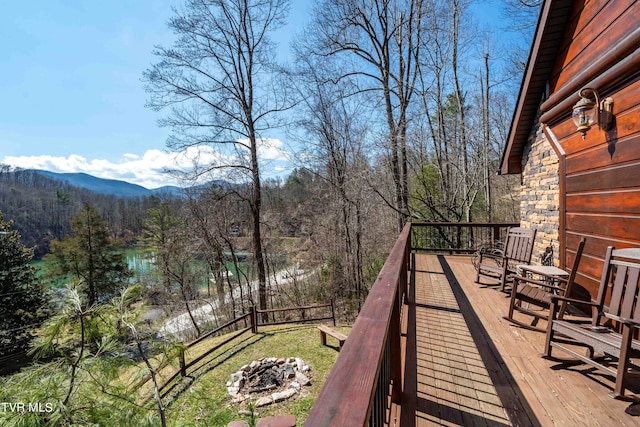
[537,0,640,297]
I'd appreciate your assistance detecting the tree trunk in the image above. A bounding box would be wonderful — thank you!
[452,0,470,223]
[249,134,268,322]
[137,340,167,427]
[179,282,201,337]
[484,53,492,222]
[63,308,85,407]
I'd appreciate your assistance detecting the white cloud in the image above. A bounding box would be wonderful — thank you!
[236,137,291,162]
[2,140,292,189]
[258,138,290,161]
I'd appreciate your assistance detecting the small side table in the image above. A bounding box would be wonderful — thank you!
[517,264,570,282]
[516,264,571,322]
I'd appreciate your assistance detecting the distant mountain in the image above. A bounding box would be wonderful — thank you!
[33,170,184,198]
[148,185,188,197]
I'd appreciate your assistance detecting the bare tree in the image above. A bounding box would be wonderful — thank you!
[451,0,473,222]
[308,0,425,232]
[502,0,542,33]
[501,0,542,75]
[143,198,206,338]
[291,46,371,303]
[185,186,255,318]
[408,0,491,228]
[144,0,291,319]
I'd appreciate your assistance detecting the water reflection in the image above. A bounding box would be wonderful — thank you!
[126,249,155,277]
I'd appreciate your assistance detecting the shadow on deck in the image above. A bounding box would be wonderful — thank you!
[395,254,640,426]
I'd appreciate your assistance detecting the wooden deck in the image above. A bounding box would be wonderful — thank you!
[393,254,640,426]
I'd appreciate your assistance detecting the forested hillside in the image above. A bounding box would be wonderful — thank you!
[0,167,157,257]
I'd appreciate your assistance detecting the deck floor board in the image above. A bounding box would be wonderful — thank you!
[394,254,640,426]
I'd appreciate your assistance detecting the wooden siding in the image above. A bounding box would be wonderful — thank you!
[539,1,640,298]
[555,73,640,297]
[548,1,637,93]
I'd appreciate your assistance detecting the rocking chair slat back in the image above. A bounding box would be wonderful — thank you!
[544,246,640,399]
[603,252,640,322]
[504,228,536,264]
[476,227,536,291]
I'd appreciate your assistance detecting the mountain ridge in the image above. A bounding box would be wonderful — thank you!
[33,170,185,198]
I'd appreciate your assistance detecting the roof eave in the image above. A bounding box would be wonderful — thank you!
[500,0,574,175]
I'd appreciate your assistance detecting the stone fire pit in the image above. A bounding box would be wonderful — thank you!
[226,357,312,407]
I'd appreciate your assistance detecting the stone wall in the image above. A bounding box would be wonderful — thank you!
[519,123,561,266]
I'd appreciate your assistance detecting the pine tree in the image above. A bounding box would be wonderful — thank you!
[46,203,132,306]
[0,211,46,358]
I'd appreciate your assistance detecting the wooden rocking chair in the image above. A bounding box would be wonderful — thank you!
[504,237,586,332]
[544,247,640,400]
[475,227,537,291]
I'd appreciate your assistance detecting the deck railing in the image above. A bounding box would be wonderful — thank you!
[304,222,518,426]
[411,222,518,254]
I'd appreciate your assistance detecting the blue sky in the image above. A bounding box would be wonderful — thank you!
[1,0,503,189]
[1,1,181,187]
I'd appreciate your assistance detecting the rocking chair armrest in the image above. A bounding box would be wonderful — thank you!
[610,315,640,328]
[549,295,597,306]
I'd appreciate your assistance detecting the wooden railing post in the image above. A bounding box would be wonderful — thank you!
[251,306,258,334]
[331,298,336,326]
[391,228,411,403]
[179,350,186,377]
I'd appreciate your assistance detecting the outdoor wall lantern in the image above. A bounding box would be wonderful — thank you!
[572,87,613,139]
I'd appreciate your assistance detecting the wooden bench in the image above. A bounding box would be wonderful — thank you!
[256,415,296,427]
[318,325,347,350]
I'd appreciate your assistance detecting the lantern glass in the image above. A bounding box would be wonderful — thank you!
[572,97,596,132]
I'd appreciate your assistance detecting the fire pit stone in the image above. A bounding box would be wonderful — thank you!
[227,356,312,406]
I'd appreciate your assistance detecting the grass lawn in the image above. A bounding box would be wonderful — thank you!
[159,323,351,426]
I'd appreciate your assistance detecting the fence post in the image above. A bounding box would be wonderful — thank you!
[330,298,336,326]
[251,306,258,334]
[179,350,186,377]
